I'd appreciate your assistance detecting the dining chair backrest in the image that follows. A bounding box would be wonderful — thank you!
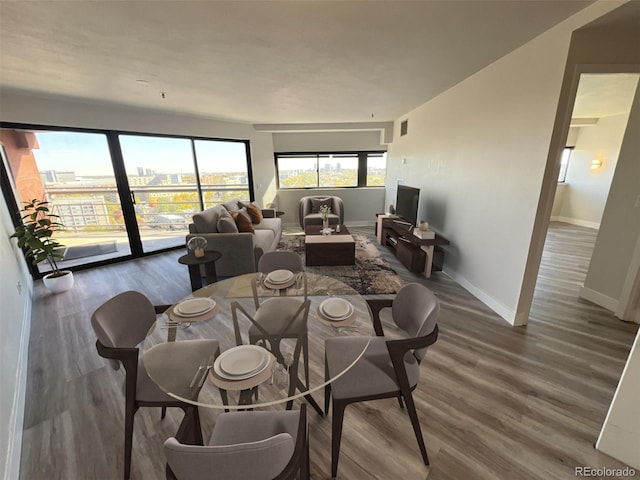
[258,251,303,274]
[164,433,295,480]
[391,283,440,362]
[91,290,157,351]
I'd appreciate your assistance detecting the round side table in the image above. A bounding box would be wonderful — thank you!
[178,251,222,292]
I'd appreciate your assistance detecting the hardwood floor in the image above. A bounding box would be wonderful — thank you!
[20,222,638,479]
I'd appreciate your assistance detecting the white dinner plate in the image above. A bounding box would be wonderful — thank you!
[320,298,354,320]
[216,345,269,377]
[175,298,216,317]
[266,269,294,284]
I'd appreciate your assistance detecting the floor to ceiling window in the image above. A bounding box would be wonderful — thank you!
[194,139,251,208]
[1,124,252,275]
[1,128,131,272]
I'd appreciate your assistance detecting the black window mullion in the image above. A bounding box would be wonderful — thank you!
[106,132,143,257]
[357,153,367,187]
[191,140,205,211]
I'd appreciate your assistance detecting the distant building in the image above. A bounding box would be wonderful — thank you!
[128,176,154,187]
[52,196,110,228]
[40,170,57,183]
[39,170,76,183]
[137,167,144,176]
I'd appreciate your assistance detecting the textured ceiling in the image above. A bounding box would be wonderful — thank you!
[0,1,593,124]
[572,74,640,119]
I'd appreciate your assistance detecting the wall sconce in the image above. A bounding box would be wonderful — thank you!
[591,158,603,170]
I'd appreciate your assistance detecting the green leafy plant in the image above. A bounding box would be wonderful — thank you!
[11,199,67,278]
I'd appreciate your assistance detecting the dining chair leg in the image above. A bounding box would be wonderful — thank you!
[331,399,347,479]
[301,424,310,480]
[161,406,167,419]
[324,356,331,415]
[401,388,429,466]
[397,395,404,409]
[302,334,310,388]
[192,406,204,445]
[123,405,135,480]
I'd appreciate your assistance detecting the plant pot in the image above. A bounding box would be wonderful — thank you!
[43,271,74,293]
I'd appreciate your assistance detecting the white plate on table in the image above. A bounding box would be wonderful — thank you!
[266,269,294,284]
[174,298,216,317]
[320,298,354,321]
[214,345,270,380]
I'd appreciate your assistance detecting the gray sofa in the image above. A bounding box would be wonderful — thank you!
[186,199,282,278]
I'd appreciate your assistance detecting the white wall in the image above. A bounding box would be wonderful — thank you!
[386,2,624,324]
[554,112,634,229]
[597,328,640,470]
[275,188,384,227]
[273,131,386,152]
[581,81,640,306]
[0,92,278,208]
[0,198,33,480]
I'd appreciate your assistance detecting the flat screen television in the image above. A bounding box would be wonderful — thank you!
[395,185,420,228]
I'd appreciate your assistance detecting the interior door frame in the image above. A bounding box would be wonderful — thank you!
[515,63,640,326]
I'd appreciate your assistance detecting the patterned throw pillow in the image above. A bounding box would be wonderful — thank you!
[310,197,332,213]
[231,211,255,233]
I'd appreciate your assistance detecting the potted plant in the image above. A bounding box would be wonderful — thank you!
[11,198,74,293]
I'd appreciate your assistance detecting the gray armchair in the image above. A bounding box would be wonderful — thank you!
[298,196,344,229]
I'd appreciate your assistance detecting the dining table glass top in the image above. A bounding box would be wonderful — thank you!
[142,272,373,410]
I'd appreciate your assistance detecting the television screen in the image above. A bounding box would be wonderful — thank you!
[395,185,420,227]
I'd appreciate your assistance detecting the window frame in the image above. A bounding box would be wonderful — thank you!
[558,147,573,183]
[274,150,386,189]
[1,121,254,277]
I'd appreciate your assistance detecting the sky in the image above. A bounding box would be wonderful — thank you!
[33,131,249,176]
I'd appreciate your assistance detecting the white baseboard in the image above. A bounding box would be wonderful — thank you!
[553,216,600,230]
[445,270,516,325]
[579,285,618,312]
[4,290,32,480]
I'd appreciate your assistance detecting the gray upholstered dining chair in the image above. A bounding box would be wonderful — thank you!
[164,404,309,480]
[243,251,310,392]
[252,250,307,308]
[324,283,440,478]
[298,196,344,229]
[91,290,220,480]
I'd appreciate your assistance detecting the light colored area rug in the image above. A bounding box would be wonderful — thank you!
[277,234,404,295]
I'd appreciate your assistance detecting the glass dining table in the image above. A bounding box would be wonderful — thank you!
[141,272,373,413]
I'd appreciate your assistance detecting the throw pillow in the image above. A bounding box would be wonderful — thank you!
[311,197,332,214]
[243,203,263,224]
[238,207,252,223]
[217,210,239,233]
[231,211,255,233]
[222,199,241,213]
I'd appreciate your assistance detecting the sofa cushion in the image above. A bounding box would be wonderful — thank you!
[254,217,281,236]
[193,205,227,233]
[223,199,242,213]
[231,211,255,233]
[217,210,239,233]
[253,229,275,253]
[311,197,332,213]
